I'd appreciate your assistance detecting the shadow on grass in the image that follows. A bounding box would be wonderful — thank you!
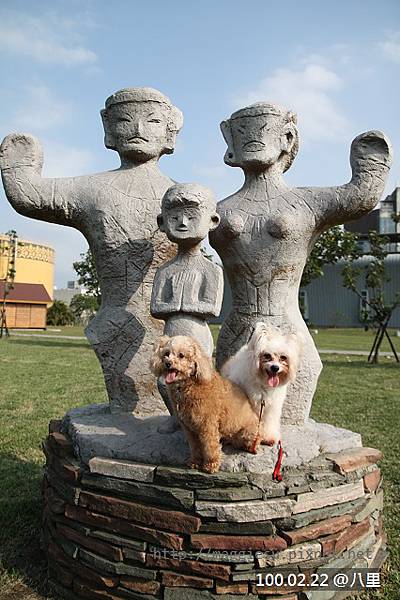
[8,338,90,350]
[0,454,50,600]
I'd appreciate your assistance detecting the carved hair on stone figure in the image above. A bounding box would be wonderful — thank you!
[101,87,184,156]
[220,102,299,172]
[150,335,260,473]
[161,182,218,211]
[221,322,302,447]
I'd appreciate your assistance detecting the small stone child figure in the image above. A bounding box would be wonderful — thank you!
[151,183,223,356]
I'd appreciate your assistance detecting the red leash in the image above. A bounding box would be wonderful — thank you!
[272,440,283,482]
[250,399,265,454]
[250,399,284,482]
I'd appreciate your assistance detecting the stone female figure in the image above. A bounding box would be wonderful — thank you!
[210,102,392,426]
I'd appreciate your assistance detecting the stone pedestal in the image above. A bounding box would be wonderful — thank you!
[43,413,386,600]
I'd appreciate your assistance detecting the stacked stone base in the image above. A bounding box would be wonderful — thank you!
[43,420,386,600]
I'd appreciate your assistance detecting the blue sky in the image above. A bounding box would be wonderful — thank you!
[0,0,399,287]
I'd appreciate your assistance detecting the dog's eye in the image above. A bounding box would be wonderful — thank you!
[263,353,272,361]
[280,355,287,361]
[164,350,170,357]
[178,352,184,359]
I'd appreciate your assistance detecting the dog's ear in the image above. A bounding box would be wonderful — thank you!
[288,354,299,382]
[248,322,268,370]
[157,335,171,349]
[149,336,170,376]
[285,332,302,381]
[192,340,213,382]
[248,322,264,351]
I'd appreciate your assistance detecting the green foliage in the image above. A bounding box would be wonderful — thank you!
[341,230,400,363]
[341,231,400,327]
[70,293,99,320]
[73,249,101,299]
[301,226,359,288]
[1,230,21,337]
[1,230,19,290]
[46,300,74,326]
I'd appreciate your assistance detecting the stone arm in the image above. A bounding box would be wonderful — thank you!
[0,134,84,227]
[150,268,182,319]
[183,264,224,318]
[309,131,393,229]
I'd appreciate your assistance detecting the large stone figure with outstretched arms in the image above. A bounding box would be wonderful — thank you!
[0,87,183,415]
[210,102,392,427]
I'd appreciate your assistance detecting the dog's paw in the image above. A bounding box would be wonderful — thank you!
[261,427,281,446]
[262,438,276,447]
[243,435,260,454]
[261,431,280,446]
[189,461,200,470]
[202,460,220,474]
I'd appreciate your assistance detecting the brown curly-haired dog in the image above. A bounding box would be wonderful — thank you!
[150,335,260,473]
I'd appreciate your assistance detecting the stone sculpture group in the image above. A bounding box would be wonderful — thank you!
[0,86,392,436]
[1,86,393,600]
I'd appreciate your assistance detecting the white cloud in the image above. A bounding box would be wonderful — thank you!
[0,9,97,66]
[11,85,71,132]
[234,62,349,142]
[42,140,95,177]
[379,31,400,64]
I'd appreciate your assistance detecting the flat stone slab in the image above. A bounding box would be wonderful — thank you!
[63,404,362,473]
[195,497,295,522]
[89,457,156,482]
[326,447,383,474]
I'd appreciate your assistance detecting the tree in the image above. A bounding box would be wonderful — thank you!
[0,230,20,338]
[73,250,101,299]
[301,226,359,288]
[70,293,99,321]
[342,230,400,364]
[47,300,74,326]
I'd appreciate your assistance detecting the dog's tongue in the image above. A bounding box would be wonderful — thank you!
[267,375,279,388]
[165,370,178,384]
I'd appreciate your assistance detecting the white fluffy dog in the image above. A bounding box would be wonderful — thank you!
[221,322,301,446]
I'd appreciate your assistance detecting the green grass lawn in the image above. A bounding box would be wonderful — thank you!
[9,325,86,337]
[210,325,400,356]
[0,335,399,599]
[310,327,400,354]
[10,324,400,355]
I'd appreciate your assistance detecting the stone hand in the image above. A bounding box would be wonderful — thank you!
[350,130,392,176]
[0,133,44,173]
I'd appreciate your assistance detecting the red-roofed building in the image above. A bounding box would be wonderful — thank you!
[0,282,52,329]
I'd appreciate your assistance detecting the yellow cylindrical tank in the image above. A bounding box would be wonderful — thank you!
[0,234,54,301]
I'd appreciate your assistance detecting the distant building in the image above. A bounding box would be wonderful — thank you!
[54,280,83,306]
[301,254,400,328]
[0,234,54,329]
[0,281,51,329]
[345,187,400,254]
[303,187,400,328]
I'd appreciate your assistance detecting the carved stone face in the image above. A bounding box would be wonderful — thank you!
[108,101,170,161]
[229,113,288,170]
[161,200,219,247]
